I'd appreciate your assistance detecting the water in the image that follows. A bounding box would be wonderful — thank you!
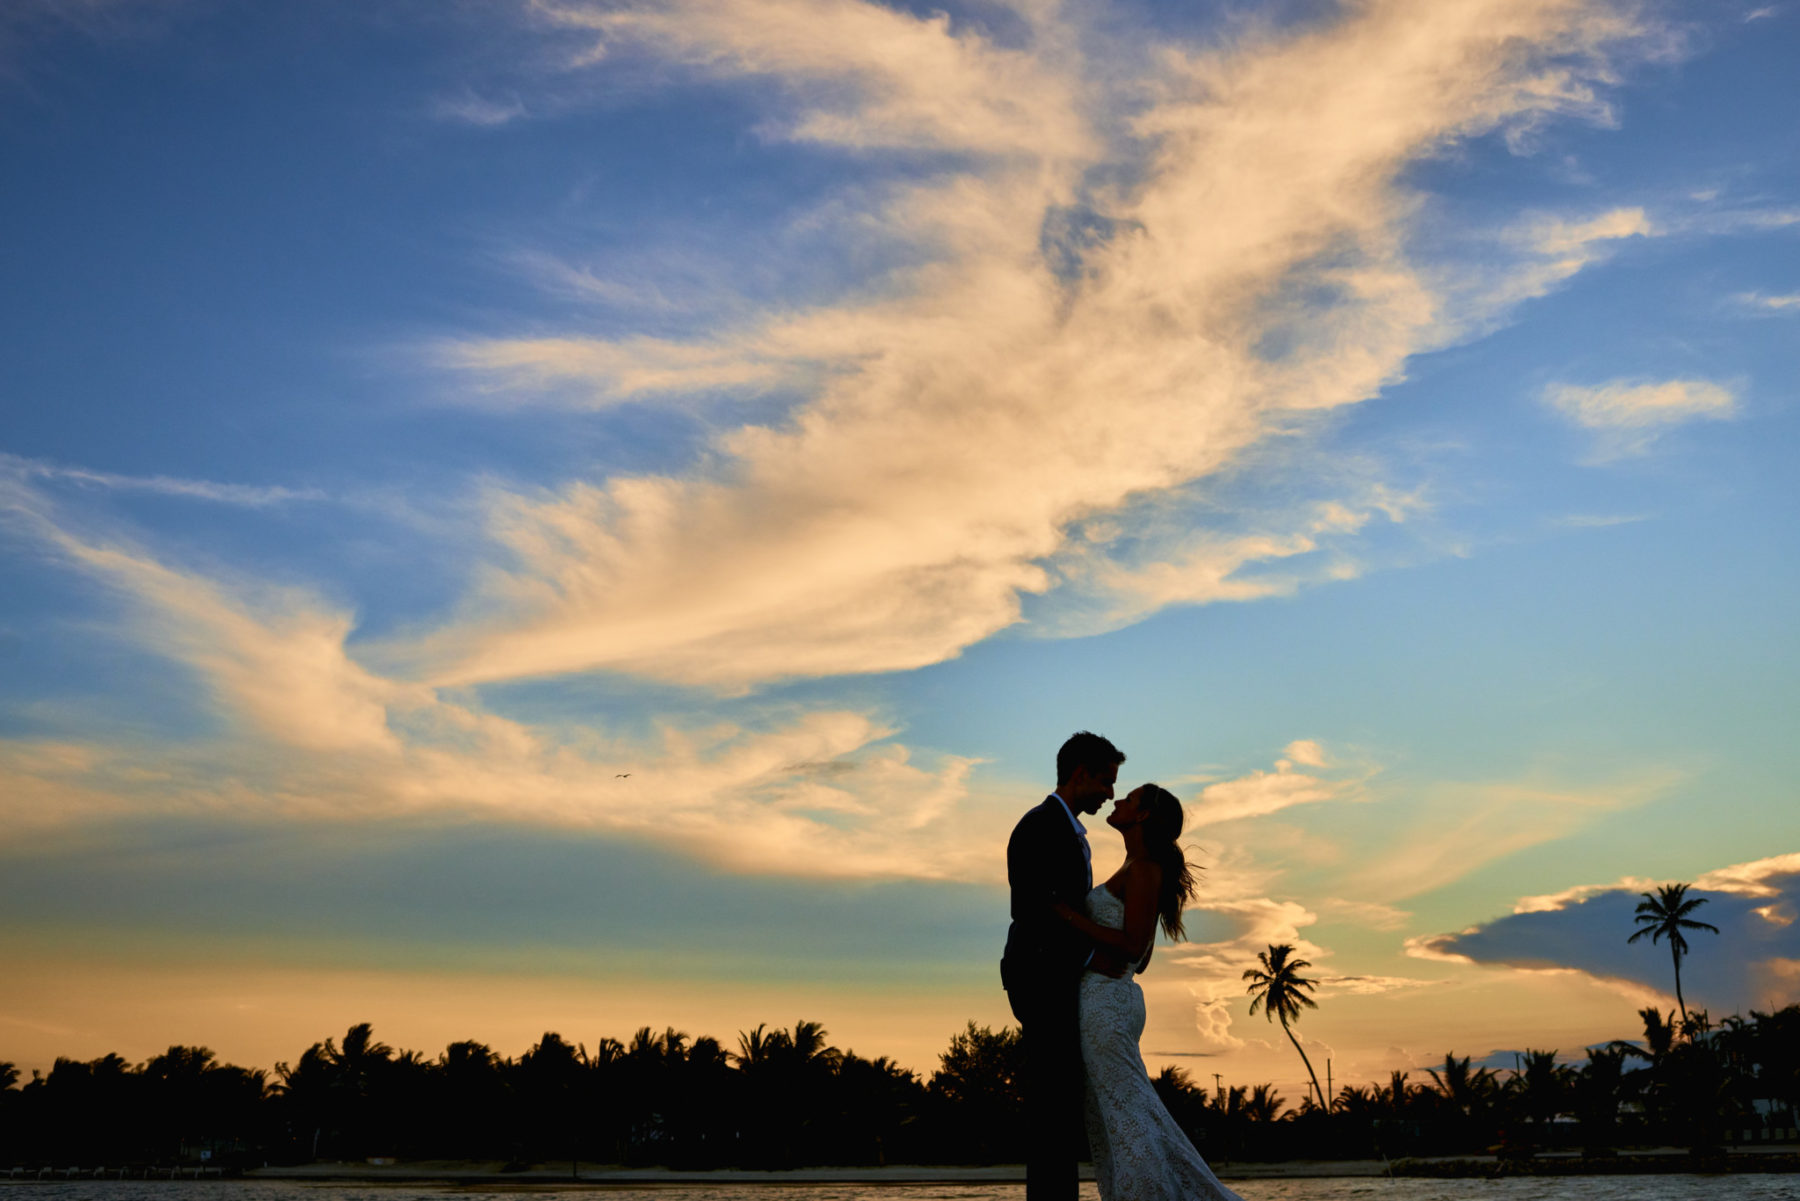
[4,1180,1800,1201]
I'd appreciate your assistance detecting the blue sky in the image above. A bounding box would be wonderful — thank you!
[2,0,1797,1092]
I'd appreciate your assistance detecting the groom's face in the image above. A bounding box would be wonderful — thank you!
[1064,762,1118,815]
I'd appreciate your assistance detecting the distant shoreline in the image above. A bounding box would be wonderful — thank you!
[241,1160,1387,1184]
[230,1151,1800,1184]
[16,1151,1799,1186]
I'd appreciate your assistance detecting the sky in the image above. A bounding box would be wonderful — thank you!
[1,0,1797,1101]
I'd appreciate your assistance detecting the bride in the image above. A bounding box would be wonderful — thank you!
[1053,783,1245,1201]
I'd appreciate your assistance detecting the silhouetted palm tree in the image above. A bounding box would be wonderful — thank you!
[735,1023,777,1068]
[1628,883,1720,1024]
[1377,1069,1423,1122]
[1425,1053,1496,1152]
[1635,1006,1678,1060]
[1244,1083,1285,1123]
[1331,1084,1378,1119]
[786,1020,840,1073]
[1243,944,1325,1108]
[1515,1049,1570,1144]
[1576,1044,1629,1155]
[436,1041,507,1160]
[1426,1053,1495,1117]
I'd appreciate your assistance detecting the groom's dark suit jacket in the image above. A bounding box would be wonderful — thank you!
[1001,796,1091,996]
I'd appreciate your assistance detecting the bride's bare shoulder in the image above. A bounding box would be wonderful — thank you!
[1124,857,1163,887]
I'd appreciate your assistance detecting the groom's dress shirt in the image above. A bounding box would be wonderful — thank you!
[1049,791,1093,891]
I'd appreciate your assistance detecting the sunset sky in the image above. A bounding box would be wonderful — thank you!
[2,0,1797,1101]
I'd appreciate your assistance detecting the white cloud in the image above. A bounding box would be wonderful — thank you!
[1319,898,1411,931]
[1529,207,1653,256]
[1680,206,1800,236]
[432,89,528,127]
[1349,768,1682,901]
[436,334,797,404]
[1313,972,1439,997]
[406,0,1667,691]
[1403,932,1477,964]
[1543,377,1737,460]
[2,453,324,507]
[1,486,405,755]
[1735,291,1800,312]
[1484,851,1800,918]
[1180,739,1381,833]
[1043,491,1422,637]
[0,0,182,71]
[1170,895,1326,1054]
[1513,878,1654,913]
[530,0,1095,157]
[0,489,1004,879]
[1695,852,1800,897]
[1284,739,1328,769]
[1555,512,1649,528]
[1406,851,1800,1013]
[1189,752,1363,828]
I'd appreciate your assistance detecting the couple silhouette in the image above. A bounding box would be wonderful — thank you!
[1002,731,1244,1201]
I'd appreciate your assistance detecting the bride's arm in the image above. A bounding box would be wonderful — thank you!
[1051,900,1137,956]
[1051,862,1162,962]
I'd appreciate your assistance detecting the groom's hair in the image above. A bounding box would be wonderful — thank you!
[1056,730,1125,787]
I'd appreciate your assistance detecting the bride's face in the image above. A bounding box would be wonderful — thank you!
[1106,786,1148,830]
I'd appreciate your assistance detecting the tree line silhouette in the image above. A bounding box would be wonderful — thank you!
[2,882,1792,1169]
[5,1005,1796,1170]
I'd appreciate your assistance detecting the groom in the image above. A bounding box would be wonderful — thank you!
[1001,730,1126,1201]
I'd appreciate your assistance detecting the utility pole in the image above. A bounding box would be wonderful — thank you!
[1327,1059,1333,1105]
[1213,1073,1224,1105]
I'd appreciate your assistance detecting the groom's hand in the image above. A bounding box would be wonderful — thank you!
[1088,949,1129,979]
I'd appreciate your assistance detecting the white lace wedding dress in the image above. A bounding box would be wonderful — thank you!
[1078,884,1245,1201]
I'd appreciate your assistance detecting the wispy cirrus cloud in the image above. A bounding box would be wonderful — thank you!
[437,334,799,404]
[1318,898,1412,931]
[406,0,1669,692]
[0,0,184,73]
[1555,512,1650,528]
[1735,291,1800,312]
[528,0,1095,157]
[1160,874,1437,1055]
[1187,740,1374,828]
[0,487,999,879]
[1040,490,1424,638]
[1544,377,1738,461]
[1349,767,1682,901]
[2,453,325,507]
[431,89,528,127]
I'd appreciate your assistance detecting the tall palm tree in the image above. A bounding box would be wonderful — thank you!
[1243,943,1326,1109]
[1628,883,1720,1024]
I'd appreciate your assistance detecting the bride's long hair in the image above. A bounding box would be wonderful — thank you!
[1138,784,1198,941]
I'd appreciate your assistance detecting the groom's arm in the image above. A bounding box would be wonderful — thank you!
[1010,810,1129,977]
[1048,900,1131,978]
[1006,808,1060,930]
